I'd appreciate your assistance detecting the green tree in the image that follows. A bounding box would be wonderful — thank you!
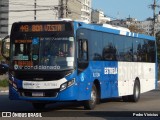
[0,40,4,62]
[0,40,7,62]
[128,24,145,34]
[156,31,160,79]
[156,31,160,63]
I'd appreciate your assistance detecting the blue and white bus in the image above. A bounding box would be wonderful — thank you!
[1,20,157,110]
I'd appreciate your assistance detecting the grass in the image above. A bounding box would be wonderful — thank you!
[0,79,8,87]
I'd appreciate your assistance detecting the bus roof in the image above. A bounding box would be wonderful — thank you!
[74,21,155,41]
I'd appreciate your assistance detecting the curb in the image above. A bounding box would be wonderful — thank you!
[0,90,9,93]
[0,87,9,93]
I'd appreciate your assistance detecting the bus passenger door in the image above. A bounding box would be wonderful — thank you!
[77,39,90,100]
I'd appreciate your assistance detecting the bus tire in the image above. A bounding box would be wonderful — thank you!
[32,103,46,110]
[84,84,97,110]
[129,80,140,102]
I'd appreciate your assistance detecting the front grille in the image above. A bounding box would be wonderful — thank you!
[19,89,59,97]
[13,70,73,81]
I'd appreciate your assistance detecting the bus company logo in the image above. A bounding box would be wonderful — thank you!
[2,112,11,117]
[2,112,42,118]
[104,67,118,75]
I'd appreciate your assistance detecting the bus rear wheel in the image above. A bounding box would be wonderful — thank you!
[122,80,140,102]
[84,84,97,110]
[129,80,140,102]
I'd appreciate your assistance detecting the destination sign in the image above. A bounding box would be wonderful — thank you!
[19,24,65,32]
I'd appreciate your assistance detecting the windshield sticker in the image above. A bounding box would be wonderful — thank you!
[13,55,29,60]
[15,40,32,43]
[13,56,21,60]
[69,37,74,41]
[22,56,29,60]
[67,61,73,67]
[15,61,33,67]
[32,38,39,44]
[54,38,69,40]
[33,55,38,60]
[66,57,74,62]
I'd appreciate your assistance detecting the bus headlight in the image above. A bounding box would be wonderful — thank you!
[60,79,75,91]
[60,83,68,91]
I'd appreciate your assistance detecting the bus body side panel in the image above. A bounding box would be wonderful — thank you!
[102,61,118,98]
[118,62,156,96]
[140,63,156,93]
[77,61,119,101]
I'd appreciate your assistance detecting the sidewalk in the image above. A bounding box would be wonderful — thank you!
[0,74,8,80]
[0,87,9,93]
[158,81,160,89]
[0,74,9,93]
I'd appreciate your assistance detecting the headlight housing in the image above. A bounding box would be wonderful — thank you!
[60,79,75,91]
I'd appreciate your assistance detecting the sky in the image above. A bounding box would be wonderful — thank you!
[92,0,159,21]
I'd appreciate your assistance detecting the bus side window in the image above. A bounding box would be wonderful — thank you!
[78,39,89,73]
[78,39,88,61]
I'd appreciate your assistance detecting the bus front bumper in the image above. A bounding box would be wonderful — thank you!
[9,84,79,102]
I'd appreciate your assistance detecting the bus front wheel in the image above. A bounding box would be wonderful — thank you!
[84,84,97,110]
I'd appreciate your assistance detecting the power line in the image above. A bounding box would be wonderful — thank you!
[1,0,118,22]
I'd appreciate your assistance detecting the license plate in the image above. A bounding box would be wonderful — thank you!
[32,92,44,97]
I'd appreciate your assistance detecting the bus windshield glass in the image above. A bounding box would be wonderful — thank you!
[11,22,75,71]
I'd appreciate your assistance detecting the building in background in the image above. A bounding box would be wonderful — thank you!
[91,10,110,23]
[0,0,83,37]
[81,0,92,22]
[110,15,160,36]
[0,0,9,39]
[59,0,81,20]
[133,15,160,35]
[110,18,137,28]
[9,0,59,34]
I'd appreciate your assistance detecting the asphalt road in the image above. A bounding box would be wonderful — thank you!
[0,90,160,119]
[1,83,159,120]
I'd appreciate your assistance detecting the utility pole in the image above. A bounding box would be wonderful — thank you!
[149,0,160,36]
[34,0,37,20]
[60,0,63,18]
[59,0,68,18]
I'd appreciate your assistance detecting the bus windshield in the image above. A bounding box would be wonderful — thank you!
[11,22,75,71]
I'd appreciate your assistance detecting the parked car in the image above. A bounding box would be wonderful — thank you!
[0,64,9,75]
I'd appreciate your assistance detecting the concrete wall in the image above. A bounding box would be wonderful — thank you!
[0,0,9,38]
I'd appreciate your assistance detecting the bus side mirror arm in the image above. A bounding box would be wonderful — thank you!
[1,35,10,61]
